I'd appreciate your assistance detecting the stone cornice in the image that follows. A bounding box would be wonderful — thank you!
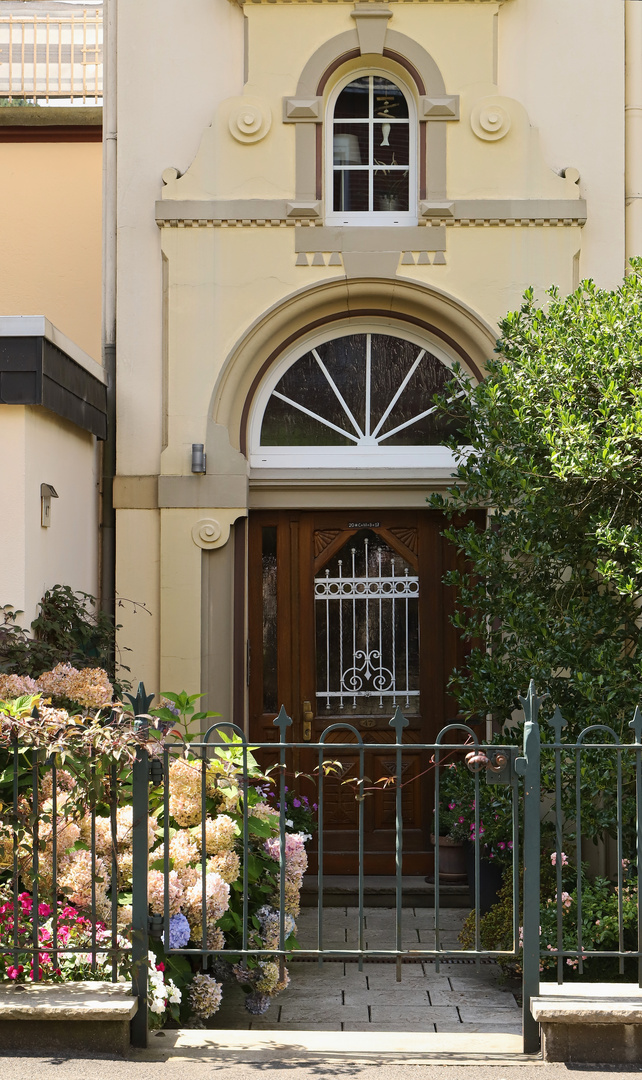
[155,198,587,228]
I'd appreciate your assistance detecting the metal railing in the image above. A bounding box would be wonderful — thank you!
[520,684,642,1053]
[0,8,102,104]
[0,736,131,984]
[4,682,642,1057]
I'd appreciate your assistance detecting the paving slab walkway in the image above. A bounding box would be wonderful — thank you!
[209,907,521,1034]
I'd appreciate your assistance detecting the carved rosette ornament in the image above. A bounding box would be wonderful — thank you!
[227,98,272,144]
[470,98,512,142]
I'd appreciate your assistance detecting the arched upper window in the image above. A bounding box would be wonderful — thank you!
[249,325,467,469]
[326,73,417,226]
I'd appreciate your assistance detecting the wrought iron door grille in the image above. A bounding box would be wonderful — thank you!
[315,535,420,711]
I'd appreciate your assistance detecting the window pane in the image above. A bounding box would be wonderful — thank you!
[333,124,368,165]
[315,335,367,434]
[262,349,359,445]
[334,168,369,213]
[334,76,370,118]
[259,333,465,449]
[373,122,409,166]
[371,337,463,445]
[373,168,409,212]
[373,77,409,119]
[262,527,278,713]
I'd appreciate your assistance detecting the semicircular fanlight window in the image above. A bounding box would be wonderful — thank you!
[260,333,462,448]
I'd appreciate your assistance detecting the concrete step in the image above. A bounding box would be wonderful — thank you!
[147,1028,530,1065]
[301,875,471,908]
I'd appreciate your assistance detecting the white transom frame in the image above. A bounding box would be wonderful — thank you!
[248,318,474,470]
[325,68,418,227]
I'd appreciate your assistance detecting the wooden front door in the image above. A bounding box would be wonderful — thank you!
[248,509,471,875]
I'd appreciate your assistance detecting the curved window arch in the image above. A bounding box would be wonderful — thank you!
[326,72,417,225]
[249,324,468,469]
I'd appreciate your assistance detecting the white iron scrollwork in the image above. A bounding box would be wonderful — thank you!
[315,536,419,712]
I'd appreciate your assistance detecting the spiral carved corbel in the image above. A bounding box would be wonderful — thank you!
[192,518,224,550]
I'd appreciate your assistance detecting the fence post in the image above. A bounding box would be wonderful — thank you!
[519,681,542,1055]
[130,742,149,1049]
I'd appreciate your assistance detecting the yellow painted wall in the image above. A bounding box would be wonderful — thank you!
[0,140,102,361]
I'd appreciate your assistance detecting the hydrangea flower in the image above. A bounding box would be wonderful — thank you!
[189,973,223,1019]
[163,912,191,950]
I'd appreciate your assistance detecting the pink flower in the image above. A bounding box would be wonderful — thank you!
[6,965,23,979]
[551,852,568,867]
[38,903,52,918]
[498,842,506,850]
[458,817,465,824]
[507,841,513,849]
[156,962,165,972]
[448,802,456,810]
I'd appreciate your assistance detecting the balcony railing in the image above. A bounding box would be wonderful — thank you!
[0,7,102,105]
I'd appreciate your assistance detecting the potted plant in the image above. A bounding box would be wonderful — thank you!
[437,756,514,913]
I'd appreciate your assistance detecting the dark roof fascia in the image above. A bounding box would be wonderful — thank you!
[0,335,107,439]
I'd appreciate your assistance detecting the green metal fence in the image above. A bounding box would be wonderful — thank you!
[129,706,523,1046]
[3,682,642,1056]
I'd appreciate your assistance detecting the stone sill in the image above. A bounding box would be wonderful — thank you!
[532,982,642,1025]
[0,980,137,1020]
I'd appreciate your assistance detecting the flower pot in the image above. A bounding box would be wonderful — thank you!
[429,834,467,883]
[464,841,504,915]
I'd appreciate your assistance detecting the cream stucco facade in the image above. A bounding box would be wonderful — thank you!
[112,0,629,724]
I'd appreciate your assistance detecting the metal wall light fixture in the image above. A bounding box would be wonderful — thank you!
[40,483,59,527]
[191,443,206,473]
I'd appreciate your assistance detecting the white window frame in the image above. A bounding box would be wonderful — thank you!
[325,70,418,227]
[248,320,471,470]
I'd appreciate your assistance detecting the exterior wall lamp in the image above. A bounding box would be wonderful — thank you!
[40,483,59,527]
[191,443,206,473]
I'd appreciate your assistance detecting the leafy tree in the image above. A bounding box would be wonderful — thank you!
[431,264,642,742]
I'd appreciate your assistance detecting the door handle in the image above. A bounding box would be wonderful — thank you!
[302,700,313,741]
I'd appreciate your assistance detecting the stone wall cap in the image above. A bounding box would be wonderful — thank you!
[533,983,642,1024]
[0,981,138,1020]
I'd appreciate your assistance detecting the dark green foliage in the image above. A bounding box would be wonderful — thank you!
[431,266,642,736]
[0,586,136,694]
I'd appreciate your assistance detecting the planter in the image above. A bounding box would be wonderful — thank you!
[464,841,504,915]
[429,834,467,883]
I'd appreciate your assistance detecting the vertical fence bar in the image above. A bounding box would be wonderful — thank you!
[12,731,19,969]
[274,707,292,979]
[554,737,563,984]
[434,743,441,973]
[616,745,624,975]
[520,682,541,1055]
[131,745,149,1049]
[90,748,97,974]
[357,739,364,970]
[391,708,408,982]
[51,756,59,974]
[575,743,583,974]
[632,708,642,988]
[242,738,249,961]
[163,745,170,957]
[200,743,207,968]
[31,743,40,981]
[110,760,118,982]
[317,733,324,965]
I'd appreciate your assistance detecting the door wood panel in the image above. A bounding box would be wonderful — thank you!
[247,509,480,875]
